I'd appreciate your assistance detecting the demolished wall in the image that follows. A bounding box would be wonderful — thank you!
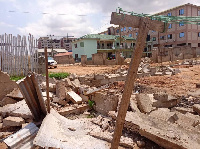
[54,55,75,64]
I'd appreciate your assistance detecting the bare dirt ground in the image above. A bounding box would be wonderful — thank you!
[49,64,121,75]
[49,62,200,97]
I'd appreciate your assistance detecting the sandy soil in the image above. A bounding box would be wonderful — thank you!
[49,64,121,75]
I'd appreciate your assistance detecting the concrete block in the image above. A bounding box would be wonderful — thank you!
[0,97,17,106]
[136,94,155,113]
[66,91,82,104]
[56,81,66,100]
[153,94,179,108]
[6,88,23,99]
[71,79,81,88]
[49,83,56,93]
[79,94,89,102]
[193,104,200,115]
[92,92,119,115]
[69,74,76,81]
[64,78,73,87]
[100,79,109,85]
[3,116,25,126]
[94,74,105,80]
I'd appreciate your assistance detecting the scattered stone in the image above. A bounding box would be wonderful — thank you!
[193,104,200,115]
[0,97,17,106]
[6,88,23,100]
[196,83,200,88]
[71,79,81,88]
[49,83,56,93]
[64,78,73,87]
[0,116,2,123]
[79,94,89,102]
[0,132,13,139]
[3,116,25,127]
[66,91,82,104]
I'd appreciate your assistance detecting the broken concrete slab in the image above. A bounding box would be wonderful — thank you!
[0,71,18,101]
[109,111,200,149]
[0,100,33,119]
[0,97,17,106]
[129,95,140,113]
[71,79,81,88]
[3,116,25,127]
[149,108,178,123]
[92,91,119,115]
[56,81,66,100]
[66,91,82,104]
[58,104,89,116]
[34,109,111,149]
[171,107,194,114]
[6,88,23,100]
[193,104,200,115]
[136,94,155,113]
[153,93,180,108]
[79,94,89,102]
[89,131,135,148]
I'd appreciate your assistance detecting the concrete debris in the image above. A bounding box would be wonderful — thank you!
[136,140,146,148]
[64,78,73,87]
[136,94,156,113]
[71,79,81,88]
[89,131,136,148]
[6,88,23,100]
[33,109,111,149]
[66,91,82,104]
[0,100,33,119]
[56,81,67,100]
[109,111,200,149]
[58,104,89,116]
[193,104,200,115]
[3,116,25,127]
[0,97,17,106]
[92,91,119,115]
[0,71,18,101]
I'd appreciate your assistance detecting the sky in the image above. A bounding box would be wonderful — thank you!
[1,0,200,39]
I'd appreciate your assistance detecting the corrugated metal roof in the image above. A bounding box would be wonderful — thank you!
[4,122,39,149]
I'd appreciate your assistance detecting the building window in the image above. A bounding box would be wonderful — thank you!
[121,28,123,32]
[160,36,165,40]
[124,27,126,31]
[198,32,200,37]
[136,32,138,36]
[74,43,77,48]
[152,37,156,41]
[198,10,200,16]
[198,43,200,47]
[116,29,119,33]
[179,22,184,26]
[179,32,185,38]
[167,12,172,16]
[128,27,132,30]
[179,9,184,15]
[168,24,172,29]
[152,30,156,33]
[129,34,132,37]
[167,34,172,39]
[80,42,84,47]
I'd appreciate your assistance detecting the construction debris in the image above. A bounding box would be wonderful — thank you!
[3,116,25,127]
[6,88,23,100]
[66,91,82,104]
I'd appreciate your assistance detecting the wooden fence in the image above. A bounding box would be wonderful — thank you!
[0,33,43,76]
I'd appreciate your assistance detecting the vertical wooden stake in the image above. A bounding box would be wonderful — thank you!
[45,47,50,113]
[111,18,149,149]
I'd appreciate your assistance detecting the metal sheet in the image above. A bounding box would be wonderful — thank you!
[4,122,39,149]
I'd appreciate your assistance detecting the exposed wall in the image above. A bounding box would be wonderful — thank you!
[151,46,197,63]
[54,55,75,64]
[81,52,124,65]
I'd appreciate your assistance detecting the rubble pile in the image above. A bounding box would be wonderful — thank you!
[0,58,200,149]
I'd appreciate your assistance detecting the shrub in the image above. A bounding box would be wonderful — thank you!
[48,72,70,80]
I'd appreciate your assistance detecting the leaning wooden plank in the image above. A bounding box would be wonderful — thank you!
[111,17,150,148]
[109,111,200,149]
[110,12,166,32]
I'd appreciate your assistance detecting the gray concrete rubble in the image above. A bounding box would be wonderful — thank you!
[6,88,23,100]
[66,91,82,104]
[0,97,17,106]
[3,116,25,127]
[193,104,200,115]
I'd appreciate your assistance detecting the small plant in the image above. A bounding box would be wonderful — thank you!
[48,72,70,80]
[88,99,95,108]
[10,76,24,81]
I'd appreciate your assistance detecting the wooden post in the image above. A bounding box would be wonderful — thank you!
[44,47,50,113]
[111,18,150,149]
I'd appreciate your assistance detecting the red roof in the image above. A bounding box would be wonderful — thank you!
[55,52,73,57]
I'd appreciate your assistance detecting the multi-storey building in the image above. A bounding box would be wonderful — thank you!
[150,3,200,48]
[38,37,75,51]
[100,3,200,56]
